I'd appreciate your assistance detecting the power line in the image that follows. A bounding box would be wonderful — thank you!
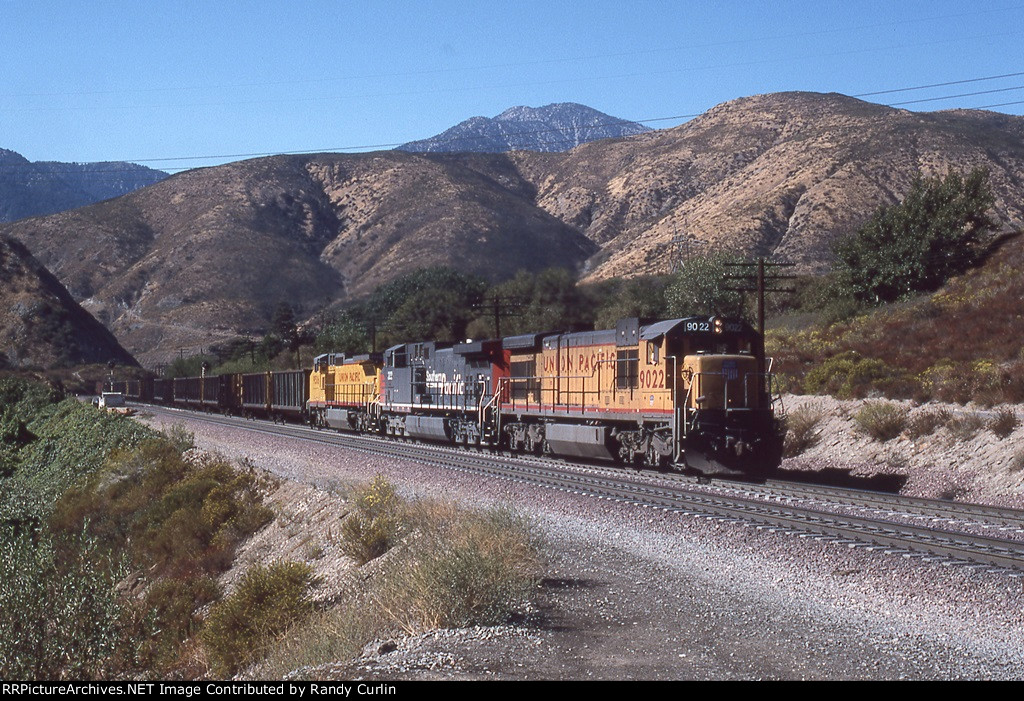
[853,71,1024,97]
[889,83,1024,106]
[3,69,1024,176]
[8,5,1022,101]
[975,99,1024,109]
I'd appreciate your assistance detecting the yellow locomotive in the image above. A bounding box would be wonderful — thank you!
[308,352,382,433]
[499,316,780,475]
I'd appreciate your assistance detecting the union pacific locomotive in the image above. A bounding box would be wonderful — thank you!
[120,316,783,478]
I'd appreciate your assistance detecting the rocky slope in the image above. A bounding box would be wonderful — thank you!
[0,148,167,223]
[3,92,1023,364]
[398,102,650,153]
[0,234,136,369]
[511,92,1024,280]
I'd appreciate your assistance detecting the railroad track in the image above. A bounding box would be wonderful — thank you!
[141,405,1024,576]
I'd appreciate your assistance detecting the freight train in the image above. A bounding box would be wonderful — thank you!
[115,316,784,478]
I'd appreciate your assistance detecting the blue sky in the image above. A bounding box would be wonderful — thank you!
[3,1,1023,171]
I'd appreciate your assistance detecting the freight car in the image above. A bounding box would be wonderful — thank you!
[262,369,310,423]
[153,378,173,404]
[159,369,311,423]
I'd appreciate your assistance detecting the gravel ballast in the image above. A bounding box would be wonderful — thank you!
[141,407,1024,680]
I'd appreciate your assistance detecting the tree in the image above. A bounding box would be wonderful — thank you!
[833,168,995,304]
[313,313,370,355]
[360,267,488,345]
[588,275,670,330]
[270,303,301,352]
[664,252,747,318]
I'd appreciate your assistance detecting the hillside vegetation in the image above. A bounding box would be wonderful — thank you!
[770,232,1024,405]
[0,379,543,680]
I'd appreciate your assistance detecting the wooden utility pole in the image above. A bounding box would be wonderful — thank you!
[471,295,526,339]
[723,258,796,387]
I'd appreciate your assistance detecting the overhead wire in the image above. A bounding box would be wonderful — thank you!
[7,4,1022,101]
[2,70,1024,176]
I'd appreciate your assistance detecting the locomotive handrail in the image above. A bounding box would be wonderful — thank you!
[479,380,504,443]
[503,358,677,412]
[739,371,779,410]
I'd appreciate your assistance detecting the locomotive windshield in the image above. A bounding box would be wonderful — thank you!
[652,317,757,357]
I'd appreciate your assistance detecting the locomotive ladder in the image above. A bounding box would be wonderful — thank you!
[479,380,505,445]
[366,389,382,427]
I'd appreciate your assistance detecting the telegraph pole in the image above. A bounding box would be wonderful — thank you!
[723,258,796,384]
[472,295,526,339]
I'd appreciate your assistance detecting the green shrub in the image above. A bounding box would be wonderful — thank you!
[664,252,747,318]
[946,412,986,442]
[256,497,544,678]
[0,526,133,680]
[339,475,404,565]
[0,377,62,423]
[381,503,542,633]
[783,403,825,457]
[201,562,315,677]
[905,408,953,439]
[54,442,273,577]
[833,168,995,305]
[989,408,1019,439]
[164,424,195,453]
[854,402,908,442]
[803,352,897,399]
[50,439,275,677]
[3,398,155,520]
[144,576,220,650]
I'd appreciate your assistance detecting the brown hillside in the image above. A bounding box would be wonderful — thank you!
[511,92,1024,281]
[769,233,1024,405]
[2,153,594,365]
[0,235,136,369]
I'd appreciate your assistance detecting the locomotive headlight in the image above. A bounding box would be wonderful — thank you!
[713,317,723,334]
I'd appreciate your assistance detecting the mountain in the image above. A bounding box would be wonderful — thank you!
[0,152,596,365]
[397,102,651,153]
[3,91,1023,366]
[0,148,167,223]
[509,92,1024,280]
[0,234,136,369]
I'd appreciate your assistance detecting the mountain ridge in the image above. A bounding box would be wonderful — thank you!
[3,91,1023,366]
[0,147,167,223]
[0,234,136,369]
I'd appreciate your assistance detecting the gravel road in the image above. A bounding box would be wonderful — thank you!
[141,408,1024,680]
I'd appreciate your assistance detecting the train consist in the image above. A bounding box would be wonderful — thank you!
[115,316,784,478]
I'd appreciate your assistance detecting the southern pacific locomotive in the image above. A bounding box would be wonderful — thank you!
[118,316,783,478]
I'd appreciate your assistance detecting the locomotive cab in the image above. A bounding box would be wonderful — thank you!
[650,317,781,478]
[681,353,762,411]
